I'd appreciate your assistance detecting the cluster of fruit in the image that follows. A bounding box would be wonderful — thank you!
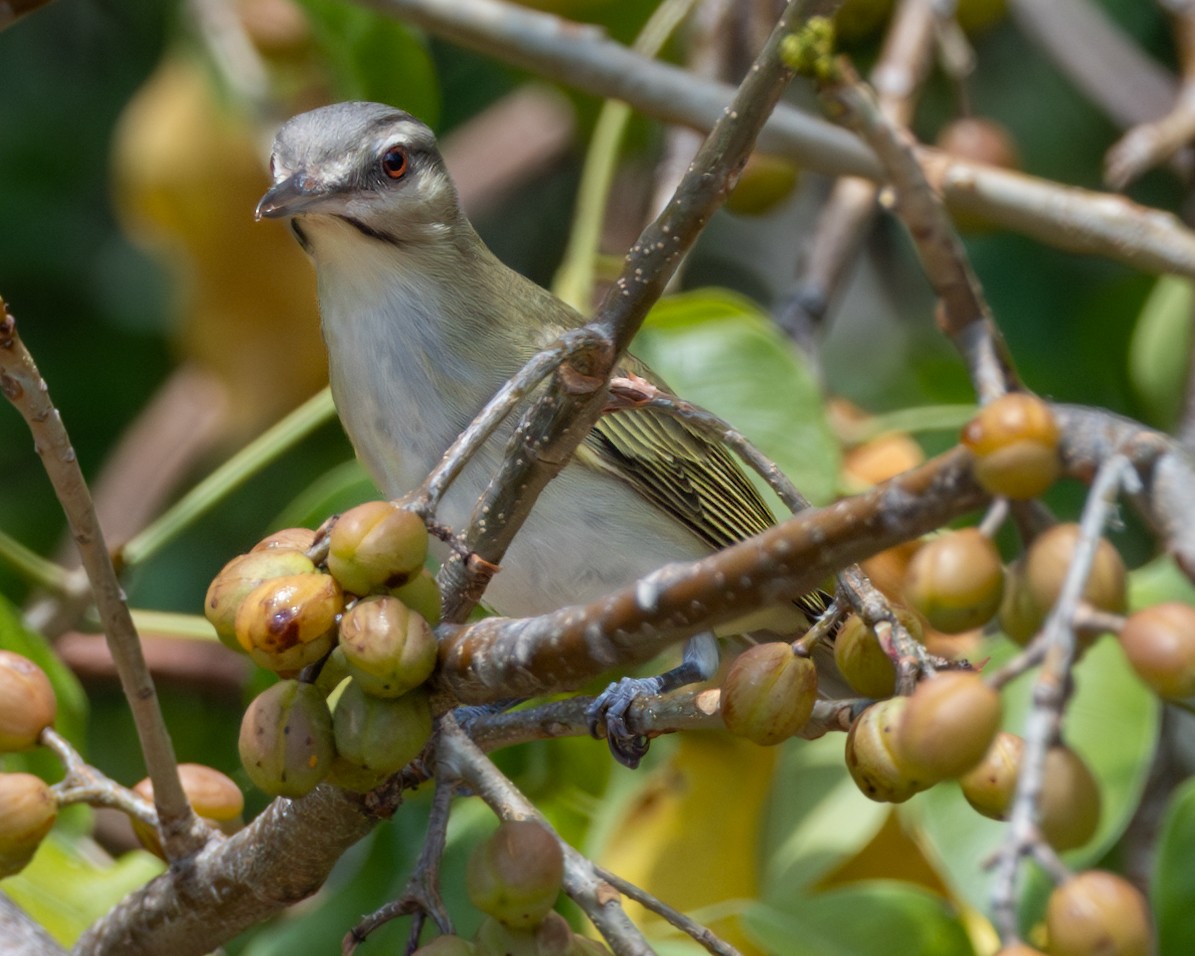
[0,651,60,877]
[413,820,611,956]
[716,392,1180,955]
[205,500,441,797]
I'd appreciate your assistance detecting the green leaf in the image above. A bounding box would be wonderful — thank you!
[633,289,839,507]
[742,882,974,956]
[1128,275,1194,429]
[1,834,163,946]
[296,0,440,126]
[1154,776,1195,956]
[760,733,887,897]
[901,632,1159,915]
[269,459,378,531]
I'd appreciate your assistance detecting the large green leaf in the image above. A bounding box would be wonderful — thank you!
[296,0,441,126]
[760,733,887,898]
[742,882,973,956]
[1154,776,1195,956]
[633,289,839,508]
[1,834,163,946]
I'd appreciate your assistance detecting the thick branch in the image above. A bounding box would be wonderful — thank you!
[73,787,378,956]
[438,446,988,702]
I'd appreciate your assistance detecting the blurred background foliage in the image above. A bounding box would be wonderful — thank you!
[1,0,1193,953]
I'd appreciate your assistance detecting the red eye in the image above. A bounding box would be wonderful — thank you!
[381,145,408,179]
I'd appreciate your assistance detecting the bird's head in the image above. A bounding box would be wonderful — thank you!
[256,102,462,248]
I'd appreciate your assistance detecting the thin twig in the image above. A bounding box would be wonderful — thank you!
[42,728,158,826]
[343,778,456,954]
[0,303,202,861]
[989,453,1136,940]
[437,714,658,956]
[360,0,1195,278]
[815,57,1020,403]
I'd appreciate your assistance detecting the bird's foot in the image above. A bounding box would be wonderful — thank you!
[586,675,667,769]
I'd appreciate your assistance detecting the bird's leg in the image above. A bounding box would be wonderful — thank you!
[586,632,719,769]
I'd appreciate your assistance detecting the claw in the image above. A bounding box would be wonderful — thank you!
[586,676,665,768]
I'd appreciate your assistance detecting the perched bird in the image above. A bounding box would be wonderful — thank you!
[256,102,827,765]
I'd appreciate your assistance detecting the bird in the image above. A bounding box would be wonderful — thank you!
[256,101,828,766]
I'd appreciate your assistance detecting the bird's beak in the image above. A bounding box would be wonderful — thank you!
[255,173,323,221]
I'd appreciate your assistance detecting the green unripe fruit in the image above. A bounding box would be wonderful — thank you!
[327,500,429,596]
[845,697,929,802]
[962,393,1061,500]
[0,651,56,752]
[391,568,443,626]
[833,614,899,698]
[474,913,573,956]
[467,820,564,929]
[235,572,343,672]
[0,773,57,876]
[904,529,1004,634]
[238,680,334,797]
[998,558,1042,646]
[960,730,1022,821]
[1118,602,1195,699]
[1039,745,1101,852]
[204,549,317,651]
[721,642,818,745]
[314,646,351,698]
[1025,524,1127,619]
[1045,871,1153,956]
[332,680,432,779]
[339,595,437,698]
[897,672,1002,783]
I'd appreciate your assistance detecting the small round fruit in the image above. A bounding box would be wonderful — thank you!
[937,117,1019,170]
[1045,871,1153,956]
[0,651,56,751]
[897,671,1002,782]
[842,432,925,489]
[1039,745,1101,852]
[1119,602,1195,699]
[962,393,1061,500]
[998,558,1043,646]
[332,681,432,780]
[251,527,317,552]
[327,501,428,596]
[238,680,334,797]
[132,763,245,857]
[391,569,442,626]
[467,820,564,929]
[721,642,818,745]
[414,936,477,956]
[235,572,343,672]
[339,595,437,698]
[960,730,1022,820]
[0,773,57,876]
[726,153,800,216]
[205,549,318,651]
[904,529,1004,634]
[834,615,897,698]
[1025,524,1127,618]
[845,697,929,802]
